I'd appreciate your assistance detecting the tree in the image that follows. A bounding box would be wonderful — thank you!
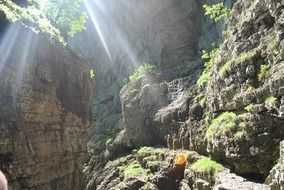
[30,0,88,37]
[203,3,230,22]
[0,0,88,45]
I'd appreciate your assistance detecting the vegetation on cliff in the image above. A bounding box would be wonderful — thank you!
[0,0,88,45]
[190,157,224,175]
[129,64,158,82]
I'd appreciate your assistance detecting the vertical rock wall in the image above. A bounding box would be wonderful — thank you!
[0,24,92,190]
[70,0,228,148]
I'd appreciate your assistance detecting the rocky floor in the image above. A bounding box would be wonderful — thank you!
[84,147,271,190]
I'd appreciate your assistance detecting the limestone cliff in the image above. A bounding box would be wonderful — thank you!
[71,0,234,161]
[85,0,284,189]
[0,24,92,189]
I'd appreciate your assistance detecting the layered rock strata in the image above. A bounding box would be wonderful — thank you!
[0,24,92,190]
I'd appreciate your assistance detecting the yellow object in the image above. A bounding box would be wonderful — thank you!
[174,154,187,165]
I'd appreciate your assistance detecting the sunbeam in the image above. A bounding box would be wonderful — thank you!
[0,23,21,73]
[84,0,113,63]
[0,22,39,106]
[14,26,36,88]
[83,0,140,69]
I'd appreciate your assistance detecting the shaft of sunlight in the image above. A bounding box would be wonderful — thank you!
[15,28,36,87]
[0,24,21,73]
[94,0,139,68]
[84,0,113,63]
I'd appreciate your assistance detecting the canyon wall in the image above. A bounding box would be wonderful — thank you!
[70,0,234,154]
[84,0,284,189]
[0,24,92,190]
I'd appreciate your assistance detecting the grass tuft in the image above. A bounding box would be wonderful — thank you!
[206,112,237,139]
[129,64,157,82]
[258,64,270,81]
[123,163,145,179]
[265,96,277,107]
[191,157,223,175]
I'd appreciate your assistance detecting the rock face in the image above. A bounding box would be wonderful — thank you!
[92,0,284,184]
[265,140,284,190]
[80,0,284,189]
[0,24,92,190]
[85,147,270,190]
[70,0,233,151]
[111,75,169,150]
[203,0,284,178]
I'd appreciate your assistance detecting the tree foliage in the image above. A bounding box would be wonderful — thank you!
[203,3,230,22]
[0,0,88,45]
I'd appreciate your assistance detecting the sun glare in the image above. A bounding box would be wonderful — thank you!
[0,24,21,73]
[84,0,113,62]
[83,0,140,69]
[0,22,37,89]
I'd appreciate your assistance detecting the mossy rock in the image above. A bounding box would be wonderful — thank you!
[190,157,224,176]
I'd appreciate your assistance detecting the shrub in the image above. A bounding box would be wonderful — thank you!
[203,3,230,22]
[191,157,223,175]
[129,64,157,82]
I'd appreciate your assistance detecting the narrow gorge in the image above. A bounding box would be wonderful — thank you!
[0,0,283,190]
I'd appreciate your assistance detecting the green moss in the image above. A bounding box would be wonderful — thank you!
[196,94,206,107]
[124,163,145,179]
[197,48,219,87]
[219,51,256,74]
[219,59,234,74]
[146,161,159,168]
[137,146,154,154]
[186,151,195,159]
[197,71,212,87]
[223,29,233,38]
[206,112,237,139]
[191,157,224,175]
[199,96,207,108]
[143,155,158,162]
[244,104,253,113]
[247,85,255,92]
[236,113,251,128]
[258,64,271,81]
[234,131,244,138]
[129,64,157,82]
[265,96,277,107]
